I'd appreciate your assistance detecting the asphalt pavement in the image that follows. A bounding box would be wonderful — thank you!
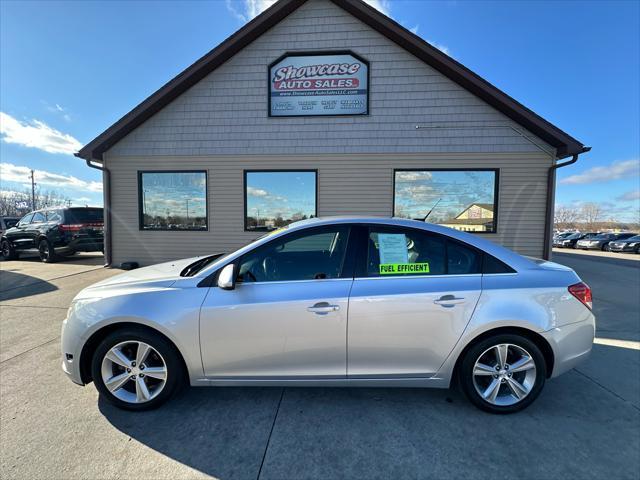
[0,251,638,480]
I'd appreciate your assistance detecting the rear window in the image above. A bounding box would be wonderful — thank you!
[64,208,103,224]
[594,234,613,240]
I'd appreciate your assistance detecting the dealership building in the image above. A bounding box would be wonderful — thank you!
[77,0,589,267]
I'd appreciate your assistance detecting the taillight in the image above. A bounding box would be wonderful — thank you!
[569,282,592,310]
[59,224,83,232]
[58,222,103,233]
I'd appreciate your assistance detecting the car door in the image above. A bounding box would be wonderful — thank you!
[6,213,34,250]
[347,225,482,377]
[199,225,354,378]
[26,212,46,248]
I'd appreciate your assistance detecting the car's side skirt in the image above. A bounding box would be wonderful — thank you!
[192,376,450,388]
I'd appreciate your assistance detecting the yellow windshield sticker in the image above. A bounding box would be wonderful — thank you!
[379,263,430,275]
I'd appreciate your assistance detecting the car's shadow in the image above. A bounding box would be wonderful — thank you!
[1,252,105,267]
[98,386,461,479]
[97,343,640,480]
[0,269,58,301]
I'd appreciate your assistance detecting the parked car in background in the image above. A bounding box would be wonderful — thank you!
[608,235,640,254]
[61,217,595,414]
[0,216,19,238]
[555,232,598,249]
[576,232,637,251]
[552,232,575,247]
[1,207,104,262]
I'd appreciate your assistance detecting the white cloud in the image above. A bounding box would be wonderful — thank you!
[226,0,390,21]
[560,159,640,185]
[0,112,82,155]
[616,189,640,202]
[396,171,433,182]
[0,163,102,193]
[427,39,450,56]
[225,0,451,57]
[247,186,269,197]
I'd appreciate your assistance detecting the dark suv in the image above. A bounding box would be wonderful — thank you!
[1,207,103,262]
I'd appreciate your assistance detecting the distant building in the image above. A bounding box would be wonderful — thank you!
[441,203,494,232]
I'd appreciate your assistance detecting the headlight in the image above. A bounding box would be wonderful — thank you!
[629,242,638,247]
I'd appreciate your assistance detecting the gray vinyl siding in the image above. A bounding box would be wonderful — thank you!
[103,0,555,265]
[105,153,552,266]
[108,0,554,157]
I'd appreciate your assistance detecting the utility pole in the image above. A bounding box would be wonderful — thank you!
[29,170,36,210]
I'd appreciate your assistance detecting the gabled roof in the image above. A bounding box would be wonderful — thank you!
[458,203,494,215]
[77,0,587,162]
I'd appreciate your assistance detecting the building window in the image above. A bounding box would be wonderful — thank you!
[138,171,207,231]
[244,170,317,231]
[394,169,498,233]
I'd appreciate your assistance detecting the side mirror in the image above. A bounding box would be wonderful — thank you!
[217,263,236,290]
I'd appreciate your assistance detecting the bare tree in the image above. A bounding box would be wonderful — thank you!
[554,206,580,229]
[0,188,72,216]
[580,202,602,230]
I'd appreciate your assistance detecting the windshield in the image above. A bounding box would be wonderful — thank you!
[180,228,291,277]
[180,253,226,277]
[566,233,582,239]
[626,235,640,242]
[594,234,613,240]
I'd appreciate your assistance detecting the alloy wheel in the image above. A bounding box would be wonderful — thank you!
[100,340,168,404]
[472,343,537,406]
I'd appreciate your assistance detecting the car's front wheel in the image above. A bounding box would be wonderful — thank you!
[91,328,184,411]
[460,334,546,414]
[1,239,18,260]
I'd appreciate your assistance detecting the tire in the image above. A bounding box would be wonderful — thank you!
[459,334,546,414]
[602,244,610,252]
[38,238,58,263]
[1,239,18,260]
[91,327,184,411]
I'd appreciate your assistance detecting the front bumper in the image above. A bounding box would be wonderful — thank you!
[542,315,595,378]
[61,316,86,385]
[610,244,636,252]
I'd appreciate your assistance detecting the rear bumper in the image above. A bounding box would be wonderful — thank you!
[542,315,595,378]
[54,238,103,253]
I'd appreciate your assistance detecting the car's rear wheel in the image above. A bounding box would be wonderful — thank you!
[1,239,18,260]
[602,244,610,252]
[91,328,184,411]
[460,334,546,414]
[38,239,58,263]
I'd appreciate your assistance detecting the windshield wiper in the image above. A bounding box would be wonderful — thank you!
[180,253,225,277]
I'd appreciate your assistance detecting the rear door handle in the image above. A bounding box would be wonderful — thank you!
[434,295,466,307]
[307,302,340,315]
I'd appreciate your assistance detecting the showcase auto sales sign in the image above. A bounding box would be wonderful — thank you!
[269,53,368,116]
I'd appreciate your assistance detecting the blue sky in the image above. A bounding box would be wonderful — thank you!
[1,0,638,221]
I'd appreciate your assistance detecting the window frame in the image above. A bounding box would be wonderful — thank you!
[354,224,512,278]
[235,224,355,284]
[243,169,318,232]
[392,168,500,234]
[137,170,209,232]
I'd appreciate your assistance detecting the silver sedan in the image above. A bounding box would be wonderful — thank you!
[61,217,595,414]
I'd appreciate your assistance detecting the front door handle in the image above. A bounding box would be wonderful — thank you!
[307,302,340,315]
[434,295,466,307]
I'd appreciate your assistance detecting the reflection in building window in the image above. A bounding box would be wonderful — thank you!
[245,171,317,231]
[394,170,498,233]
[139,171,207,231]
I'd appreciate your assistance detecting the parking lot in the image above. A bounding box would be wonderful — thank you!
[1,250,639,480]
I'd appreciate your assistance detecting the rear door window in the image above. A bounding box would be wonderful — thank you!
[366,227,446,277]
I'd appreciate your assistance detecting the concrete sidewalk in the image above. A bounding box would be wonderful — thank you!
[1,253,639,480]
